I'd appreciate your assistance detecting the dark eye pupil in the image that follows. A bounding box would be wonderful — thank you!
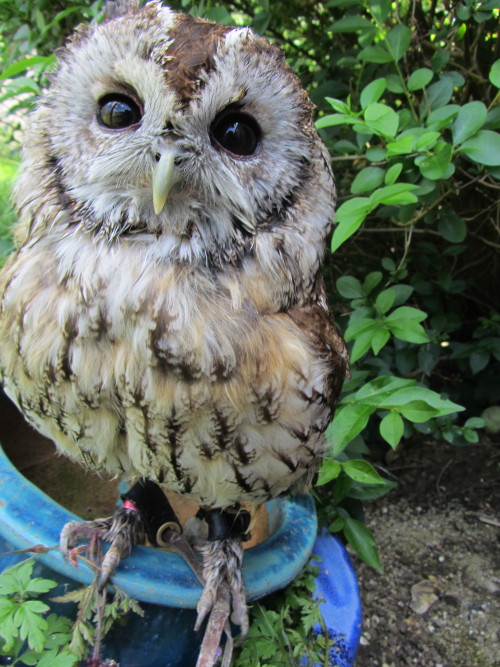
[211,112,260,157]
[97,95,141,129]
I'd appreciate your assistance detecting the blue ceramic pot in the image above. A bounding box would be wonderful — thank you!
[0,442,361,666]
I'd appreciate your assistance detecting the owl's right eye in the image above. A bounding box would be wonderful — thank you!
[97,94,142,129]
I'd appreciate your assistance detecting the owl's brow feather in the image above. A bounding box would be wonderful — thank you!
[158,14,231,108]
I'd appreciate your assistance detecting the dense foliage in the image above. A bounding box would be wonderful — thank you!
[1,0,499,568]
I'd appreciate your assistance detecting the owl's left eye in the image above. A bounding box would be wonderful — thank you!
[97,94,142,129]
[210,110,261,158]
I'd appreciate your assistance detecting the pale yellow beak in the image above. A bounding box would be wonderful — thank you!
[152,147,176,215]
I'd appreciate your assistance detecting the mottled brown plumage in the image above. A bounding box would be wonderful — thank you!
[0,1,348,663]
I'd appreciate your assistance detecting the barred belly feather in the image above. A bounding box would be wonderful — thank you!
[0,232,342,508]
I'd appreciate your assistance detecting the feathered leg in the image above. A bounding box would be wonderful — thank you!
[192,507,251,667]
[60,502,146,588]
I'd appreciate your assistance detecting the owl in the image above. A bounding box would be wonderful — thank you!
[0,0,348,663]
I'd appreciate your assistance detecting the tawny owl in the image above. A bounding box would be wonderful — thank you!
[0,1,348,663]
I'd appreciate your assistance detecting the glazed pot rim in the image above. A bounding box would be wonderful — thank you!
[0,441,317,607]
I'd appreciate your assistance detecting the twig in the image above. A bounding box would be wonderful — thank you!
[476,514,500,528]
[435,459,452,495]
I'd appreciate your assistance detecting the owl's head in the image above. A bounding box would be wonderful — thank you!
[15,1,334,272]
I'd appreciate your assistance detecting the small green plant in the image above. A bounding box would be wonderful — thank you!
[0,548,143,667]
[233,558,330,667]
[0,558,78,666]
[52,569,143,662]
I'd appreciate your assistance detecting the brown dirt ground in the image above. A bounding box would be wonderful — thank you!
[354,437,500,667]
[1,391,499,666]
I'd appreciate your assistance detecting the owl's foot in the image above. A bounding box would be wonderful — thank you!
[60,504,146,589]
[193,508,251,667]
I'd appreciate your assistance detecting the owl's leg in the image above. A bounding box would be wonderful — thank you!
[60,496,146,589]
[61,479,206,588]
[193,507,251,667]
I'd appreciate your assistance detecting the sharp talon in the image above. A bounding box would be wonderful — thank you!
[194,536,247,666]
[59,509,145,585]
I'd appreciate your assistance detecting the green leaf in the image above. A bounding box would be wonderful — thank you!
[36,650,78,667]
[0,56,55,80]
[392,284,414,305]
[325,96,351,113]
[386,135,414,156]
[366,146,387,161]
[463,428,479,443]
[430,48,450,72]
[465,417,485,429]
[326,403,375,454]
[347,479,396,500]
[0,596,15,622]
[438,214,467,243]
[371,327,390,354]
[426,104,460,130]
[385,305,427,323]
[489,59,500,88]
[383,388,464,416]
[363,271,383,294]
[427,77,454,110]
[416,141,453,179]
[369,183,418,206]
[351,328,379,362]
[360,78,387,109]
[452,101,488,145]
[385,73,404,93]
[342,459,385,484]
[343,518,382,570]
[470,349,490,374]
[407,68,433,91]
[15,604,48,653]
[350,375,415,404]
[385,24,412,62]
[331,197,372,252]
[328,517,345,532]
[25,577,57,594]
[415,131,440,151]
[387,320,430,344]
[358,44,393,64]
[345,316,380,341]
[315,112,355,129]
[364,102,399,138]
[326,0,364,6]
[399,400,442,422]
[336,275,363,298]
[316,459,342,486]
[330,15,375,32]
[380,411,404,448]
[384,162,403,185]
[459,130,500,166]
[375,287,395,314]
[351,166,385,194]
[368,0,391,21]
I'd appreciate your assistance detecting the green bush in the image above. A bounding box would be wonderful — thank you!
[1,1,499,566]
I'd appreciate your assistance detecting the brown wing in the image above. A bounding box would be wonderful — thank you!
[288,301,350,417]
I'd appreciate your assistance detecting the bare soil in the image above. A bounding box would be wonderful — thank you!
[1,391,499,666]
[354,437,500,667]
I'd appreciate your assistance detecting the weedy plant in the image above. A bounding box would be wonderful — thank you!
[233,558,331,667]
[0,558,77,667]
[0,552,143,667]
